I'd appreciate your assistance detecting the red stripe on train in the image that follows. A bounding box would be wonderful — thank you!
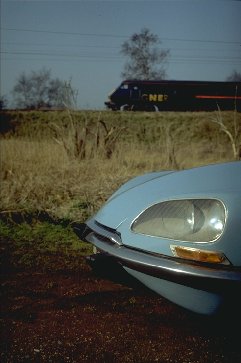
[196,95,241,100]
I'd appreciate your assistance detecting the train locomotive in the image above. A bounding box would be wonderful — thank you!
[105,80,241,111]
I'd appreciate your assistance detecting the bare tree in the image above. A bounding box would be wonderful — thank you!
[121,28,169,80]
[13,72,33,109]
[12,68,77,109]
[0,95,8,110]
[226,70,241,82]
[210,106,241,160]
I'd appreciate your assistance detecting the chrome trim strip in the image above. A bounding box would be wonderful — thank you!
[86,219,123,246]
[84,227,241,293]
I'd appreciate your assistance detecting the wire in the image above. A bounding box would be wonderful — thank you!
[2,27,241,46]
[1,50,240,66]
[1,27,127,39]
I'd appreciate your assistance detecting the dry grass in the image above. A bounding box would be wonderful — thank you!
[1,110,240,221]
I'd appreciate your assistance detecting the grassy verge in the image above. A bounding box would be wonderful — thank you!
[1,110,240,222]
[0,217,92,272]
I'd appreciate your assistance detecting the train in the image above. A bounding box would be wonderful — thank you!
[105,80,241,111]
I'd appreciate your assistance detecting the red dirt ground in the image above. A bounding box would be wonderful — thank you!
[1,257,241,363]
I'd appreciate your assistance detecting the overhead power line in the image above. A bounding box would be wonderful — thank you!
[2,40,241,53]
[1,27,127,39]
[2,27,241,46]
[1,50,240,66]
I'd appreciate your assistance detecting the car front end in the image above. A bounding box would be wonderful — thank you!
[75,161,241,315]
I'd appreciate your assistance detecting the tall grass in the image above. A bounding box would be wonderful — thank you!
[1,110,240,222]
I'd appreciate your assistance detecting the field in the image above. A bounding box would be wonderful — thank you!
[1,109,240,222]
[1,110,241,362]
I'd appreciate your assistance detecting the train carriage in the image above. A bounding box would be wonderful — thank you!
[105,80,241,111]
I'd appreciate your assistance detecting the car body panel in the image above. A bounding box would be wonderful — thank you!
[77,161,241,315]
[123,267,224,315]
[94,162,241,264]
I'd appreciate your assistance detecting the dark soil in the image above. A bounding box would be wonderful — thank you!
[1,257,241,363]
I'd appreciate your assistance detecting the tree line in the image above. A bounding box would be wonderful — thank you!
[1,28,241,110]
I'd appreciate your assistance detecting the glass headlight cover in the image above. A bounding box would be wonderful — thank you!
[131,199,226,242]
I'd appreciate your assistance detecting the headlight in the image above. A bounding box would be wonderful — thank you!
[131,199,226,242]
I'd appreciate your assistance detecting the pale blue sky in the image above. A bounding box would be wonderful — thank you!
[1,0,241,109]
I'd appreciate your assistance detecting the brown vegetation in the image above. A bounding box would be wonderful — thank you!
[1,110,240,221]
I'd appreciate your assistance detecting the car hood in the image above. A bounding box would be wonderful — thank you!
[87,161,241,264]
[94,170,174,228]
[93,161,240,230]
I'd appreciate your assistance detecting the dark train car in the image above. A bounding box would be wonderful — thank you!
[105,80,241,111]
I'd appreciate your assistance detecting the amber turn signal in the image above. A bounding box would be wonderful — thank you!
[170,245,229,265]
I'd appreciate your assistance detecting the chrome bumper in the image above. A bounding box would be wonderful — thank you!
[74,220,241,293]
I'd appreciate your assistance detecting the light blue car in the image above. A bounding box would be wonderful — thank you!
[75,161,241,315]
